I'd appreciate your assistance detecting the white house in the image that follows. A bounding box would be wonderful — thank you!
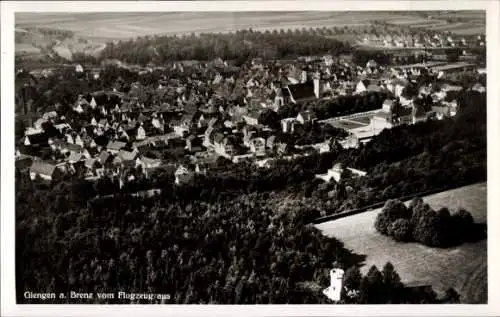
[471,83,486,93]
[339,134,359,149]
[175,165,195,185]
[394,84,406,97]
[355,80,367,94]
[312,141,331,154]
[296,111,317,124]
[316,163,367,183]
[66,134,75,144]
[74,135,84,147]
[25,127,44,136]
[174,125,189,137]
[73,104,84,114]
[136,126,146,140]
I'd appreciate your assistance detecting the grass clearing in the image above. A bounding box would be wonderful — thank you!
[315,182,487,303]
[330,120,367,130]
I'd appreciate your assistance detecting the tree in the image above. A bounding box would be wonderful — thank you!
[437,207,451,219]
[450,209,475,243]
[365,265,384,303]
[402,84,419,99]
[442,287,460,303]
[382,262,403,303]
[409,196,424,210]
[15,119,27,141]
[342,266,362,302]
[358,276,370,304]
[412,207,446,247]
[390,218,413,242]
[446,48,461,63]
[410,202,432,228]
[258,109,281,129]
[375,199,410,235]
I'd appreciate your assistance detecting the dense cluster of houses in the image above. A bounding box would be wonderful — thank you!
[16,52,485,188]
[359,32,485,48]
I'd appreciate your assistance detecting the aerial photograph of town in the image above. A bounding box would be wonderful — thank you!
[13,9,487,305]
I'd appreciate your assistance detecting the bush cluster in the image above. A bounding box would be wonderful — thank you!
[375,197,481,247]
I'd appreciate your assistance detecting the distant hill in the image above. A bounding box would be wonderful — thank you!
[15,11,485,63]
[15,26,106,62]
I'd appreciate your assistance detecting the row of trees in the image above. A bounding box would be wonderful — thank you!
[375,198,483,247]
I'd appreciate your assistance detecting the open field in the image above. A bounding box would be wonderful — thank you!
[347,116,372,125]
[14,11,484,61]
[322,114,373,129]
[15,43,41,54]
[16,11,485,42]
[329,119,368,130]
[315,182,487,303]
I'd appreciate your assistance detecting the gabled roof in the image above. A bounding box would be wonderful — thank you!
[366,84,382,92]
[86,147,100,157]
[16,156,33,170]
[99,151,111,163]
[24,133,48,145]
[120,103,133,112]
[441,84,463,92]
[30,161,57,176]
[118,149,138,161]
[245,108,261,119]
[62,143,83,153]
[68,152,84,163]
[366,59,378,67]
[383,99,395,107]
[139,156,162,166]
[85,158,100,169]
[137,114,149,123]
[297,110,317,121]
[107,140,126,151]
[471,83,485,91]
